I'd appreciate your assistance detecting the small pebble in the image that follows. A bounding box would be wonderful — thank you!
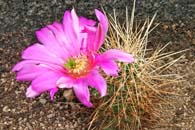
[39,99,47,105]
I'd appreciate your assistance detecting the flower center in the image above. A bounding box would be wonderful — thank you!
[64,55,90,78]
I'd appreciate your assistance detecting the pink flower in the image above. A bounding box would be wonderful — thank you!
[12,9,134,107]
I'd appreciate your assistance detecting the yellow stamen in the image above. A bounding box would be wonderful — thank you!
[64,55,90,78]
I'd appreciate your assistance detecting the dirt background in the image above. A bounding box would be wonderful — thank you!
[0,0,195,130]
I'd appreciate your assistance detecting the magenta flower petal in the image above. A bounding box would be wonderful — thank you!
[45,23,71,56]
[62,9,81,55]
[56,76,74,89]
[73,80,93,108]
[31,71,61,95]
[12,60,34,71]
[82,26,97,51]
[22,43,64,65]
[46,22,69,46]
[14,64,46,81]
[63,11,77,40]
[91,9,108,51]
[87,71,107,97]
[93,24,105,51]
[98,60,119,76]
[79,16,96,27]
[98,49,135,63]
[13,60,65,74]
[95,9,108,33]
[50,88,59,100]
[13,60,52,81]
[36,26,70,59]
[82,10,108,52]
[78,33,88,52]
[26,85,40,98]
[70,9,80,37]
[46,22,76,57]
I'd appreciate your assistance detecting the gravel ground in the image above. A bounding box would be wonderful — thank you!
[1,0,195,130]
